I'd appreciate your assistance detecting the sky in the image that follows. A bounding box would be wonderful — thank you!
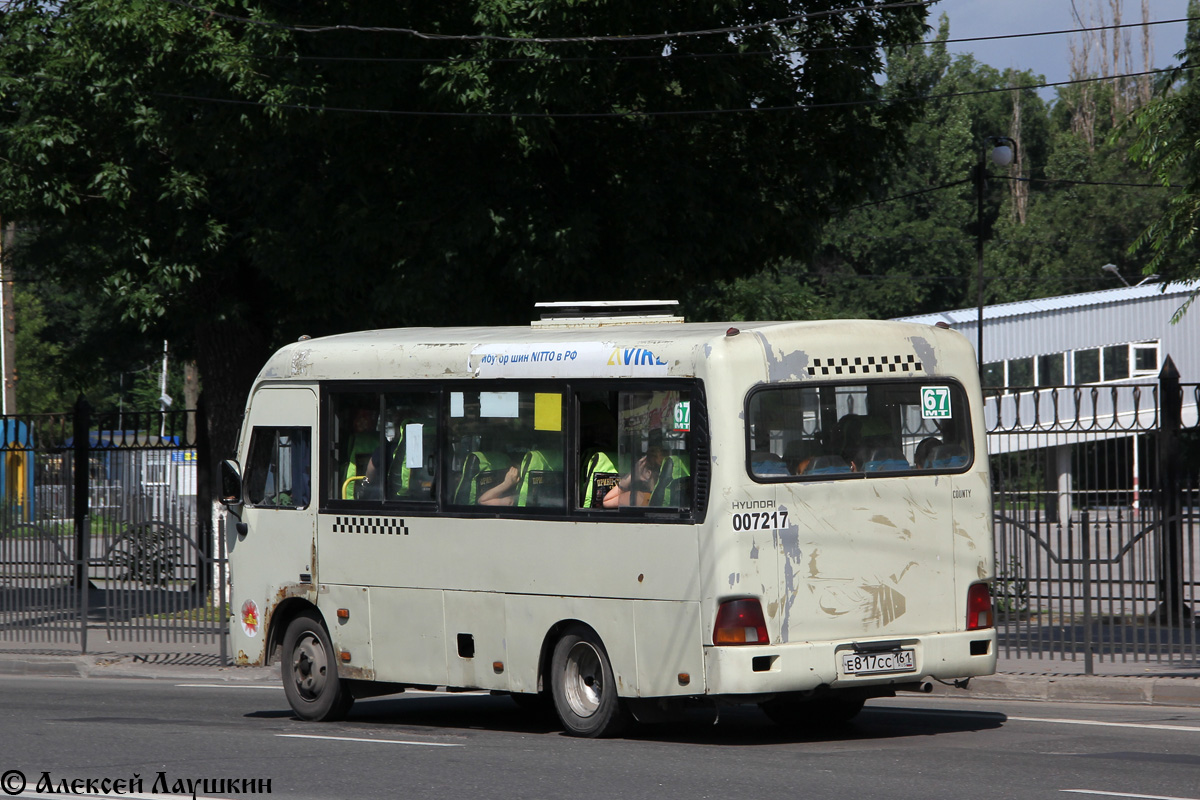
[937,0,1191,92]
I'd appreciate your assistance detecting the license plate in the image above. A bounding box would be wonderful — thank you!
[840,649,916,676]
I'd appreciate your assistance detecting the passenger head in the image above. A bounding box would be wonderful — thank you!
[914,437,942,469]
[783,440,816,475]
[353,407,376,433]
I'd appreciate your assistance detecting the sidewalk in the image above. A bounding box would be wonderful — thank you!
[3,634,1199,708]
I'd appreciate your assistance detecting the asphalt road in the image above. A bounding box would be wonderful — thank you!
[1,676,1198,800]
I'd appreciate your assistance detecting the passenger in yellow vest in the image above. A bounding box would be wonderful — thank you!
[342,407,379,499]
[478,449,562,506]
[603,445,689,508]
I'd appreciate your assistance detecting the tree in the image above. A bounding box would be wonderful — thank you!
[1127,0,1200,318]
[790,16,1050,322]
[0,0,930,460]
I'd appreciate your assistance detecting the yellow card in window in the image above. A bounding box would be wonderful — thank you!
[534,393,562,432]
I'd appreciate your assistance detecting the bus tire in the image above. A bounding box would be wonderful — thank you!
[549,625,629,738]
[281,611,354,722]
[760,692,865,729]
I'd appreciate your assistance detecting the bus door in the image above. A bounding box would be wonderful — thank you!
[229,387,318,666]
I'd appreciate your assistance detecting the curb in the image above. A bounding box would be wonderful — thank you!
[928,673,1200,707]
[0,656,90,679]
[0,653,276,683]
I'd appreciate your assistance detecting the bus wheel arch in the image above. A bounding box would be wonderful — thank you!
[264,597,317,667]
[548,622,630,738]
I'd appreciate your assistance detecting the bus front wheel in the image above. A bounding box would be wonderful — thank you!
[549,626,629,738]
[281,611,354,722]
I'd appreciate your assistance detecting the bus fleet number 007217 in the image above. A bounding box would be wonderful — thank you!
[731,510,789,531]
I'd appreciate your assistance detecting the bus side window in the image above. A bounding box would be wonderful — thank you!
[330,392,380,500]
[382,391,439,502]
[447,390,566,509]
[245,427,310,509]
[608,389,692,510]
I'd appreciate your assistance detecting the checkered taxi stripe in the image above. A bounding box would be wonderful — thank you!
[807,354,923,376]
[331,516,409,535]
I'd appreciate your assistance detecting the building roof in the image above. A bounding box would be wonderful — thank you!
[895,280,1199,327]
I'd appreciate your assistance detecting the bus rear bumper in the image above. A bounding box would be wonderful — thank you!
[701,628,998,697]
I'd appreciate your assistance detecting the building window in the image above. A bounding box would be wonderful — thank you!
[1103,345,1130,381]
[982,362,1004,389]
[1072,341,1158,384]
[1037,353,1065,386]
[1075,349,1101,383]
[1007,357,1034,387]
[1132,342,1159,376]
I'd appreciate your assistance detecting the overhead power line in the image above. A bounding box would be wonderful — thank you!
[162,0,935,43]
[138,63,1194,119]
[3,59,1186,120]
[155,14,1196,66]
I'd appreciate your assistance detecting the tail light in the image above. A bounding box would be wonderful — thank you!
[713,599,769,645]
[967,583,993,630]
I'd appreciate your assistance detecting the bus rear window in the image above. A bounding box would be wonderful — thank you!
[746,382,972,479]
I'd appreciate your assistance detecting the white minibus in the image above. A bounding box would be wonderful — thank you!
[221,301,996,736]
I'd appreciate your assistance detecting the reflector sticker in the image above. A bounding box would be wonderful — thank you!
[241,600,259,638]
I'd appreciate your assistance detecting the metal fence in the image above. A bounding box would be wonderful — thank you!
[988,363,1200,671]
[0,399,224,658]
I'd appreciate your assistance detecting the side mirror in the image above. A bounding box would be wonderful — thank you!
[220,459,243,506]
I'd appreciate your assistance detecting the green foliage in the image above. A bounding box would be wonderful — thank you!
[0,1,931,451]
[1102,1,1200,316]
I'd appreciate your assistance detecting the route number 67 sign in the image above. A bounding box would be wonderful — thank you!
[921,386,952,419]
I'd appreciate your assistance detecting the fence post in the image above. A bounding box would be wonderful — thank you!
[72,394,91,653]
[1080,509,1093,675]
[1155,358,1187,626]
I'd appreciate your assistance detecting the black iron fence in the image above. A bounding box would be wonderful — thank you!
[988,361,1200,671]
[0,398,224,659]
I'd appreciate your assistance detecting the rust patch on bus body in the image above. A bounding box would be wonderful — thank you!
[337,662,376,681]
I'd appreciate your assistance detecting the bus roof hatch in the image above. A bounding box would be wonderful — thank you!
[532,300,684,328]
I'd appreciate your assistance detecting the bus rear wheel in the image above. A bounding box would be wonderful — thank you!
[281,611,354,722]
[549,626,630,738]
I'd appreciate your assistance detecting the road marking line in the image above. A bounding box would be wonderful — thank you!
[277,733,463,747]
[1011,716,1200,733]
[1061,790,1200,800]
[175,684,282,689]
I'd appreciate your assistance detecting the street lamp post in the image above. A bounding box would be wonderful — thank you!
[975,136,1015,378]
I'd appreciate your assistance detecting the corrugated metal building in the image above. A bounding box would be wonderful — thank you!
[895,281,1200,383]
[895,281,1199,521]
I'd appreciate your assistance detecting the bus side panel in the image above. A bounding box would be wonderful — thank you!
[369,588,448,686]
[502,595,635,696]
[633,600,705,696]
[443,590,507,691]
[324,585,373,679]
[317,517,700,601]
